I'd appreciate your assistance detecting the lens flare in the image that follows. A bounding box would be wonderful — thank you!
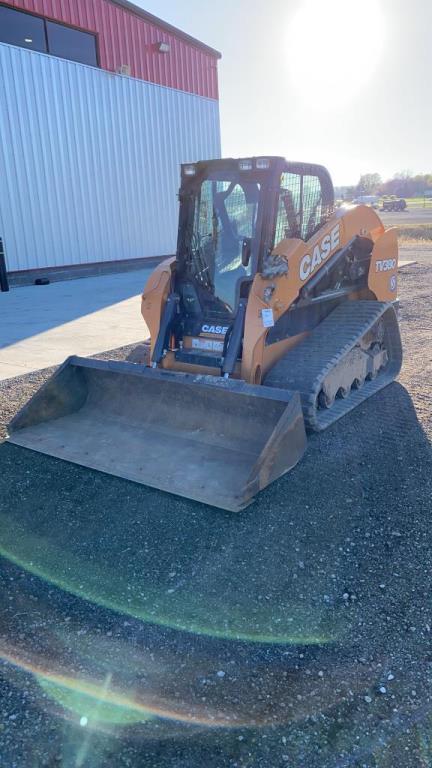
[38,674,152,728]
[0,648,251,729]
[0,511,336,645]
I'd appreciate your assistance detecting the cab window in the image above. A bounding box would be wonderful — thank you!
[274,171,326,245]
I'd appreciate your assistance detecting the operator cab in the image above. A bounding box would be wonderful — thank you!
[152,157,334,373]
[175,158,269,335]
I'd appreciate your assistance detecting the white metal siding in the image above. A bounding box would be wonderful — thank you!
[0,43,221,272]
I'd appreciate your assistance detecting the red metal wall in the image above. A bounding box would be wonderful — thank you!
[3,0,219,99]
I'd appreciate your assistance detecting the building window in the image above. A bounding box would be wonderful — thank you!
[46,21,98,67]
[0,5,47,54]
[0,4,98,67]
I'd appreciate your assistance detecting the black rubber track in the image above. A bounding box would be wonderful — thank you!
[264,300,403,432]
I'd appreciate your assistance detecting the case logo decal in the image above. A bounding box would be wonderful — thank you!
[299,224,340,281]
[201,324,229,335]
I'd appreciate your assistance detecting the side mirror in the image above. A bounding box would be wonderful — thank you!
[241,237,252,267]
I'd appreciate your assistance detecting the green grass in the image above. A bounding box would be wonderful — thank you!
[404,197,432,205]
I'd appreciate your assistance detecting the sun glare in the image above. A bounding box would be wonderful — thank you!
[287,0,385,105]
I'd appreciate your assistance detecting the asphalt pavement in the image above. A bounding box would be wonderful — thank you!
[372,203,432,228]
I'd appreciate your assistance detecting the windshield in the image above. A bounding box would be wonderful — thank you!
[190,177,261,311]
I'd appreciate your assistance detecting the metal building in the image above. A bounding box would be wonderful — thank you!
[0,0,221,275]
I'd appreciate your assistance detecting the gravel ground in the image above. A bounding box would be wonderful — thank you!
[0,344,140,442]
[0,247,431,768]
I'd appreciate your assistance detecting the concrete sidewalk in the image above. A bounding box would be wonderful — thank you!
[0,268,152,380]
[0,256,418,382]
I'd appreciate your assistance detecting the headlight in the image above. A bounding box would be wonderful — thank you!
[183,164,196,176]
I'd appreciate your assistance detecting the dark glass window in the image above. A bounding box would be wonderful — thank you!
[0,5,47,53]
[46,20,97,67]
[0,4,98,67]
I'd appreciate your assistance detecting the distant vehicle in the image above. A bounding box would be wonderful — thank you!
[381,195,407,212]
[352,195,380,208]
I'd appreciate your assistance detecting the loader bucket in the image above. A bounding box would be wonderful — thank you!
[7,357,306,511]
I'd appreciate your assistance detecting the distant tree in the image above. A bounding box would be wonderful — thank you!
[381,177,402,196]
[356,173,382,195]
[381,172,432,198]
[343,185,356,200]
[347,172,432,200]
[334,185,356,200]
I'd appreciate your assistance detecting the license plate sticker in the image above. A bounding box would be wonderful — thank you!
[191,338,224,352]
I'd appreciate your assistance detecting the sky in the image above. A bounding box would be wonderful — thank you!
[135,0,432,186]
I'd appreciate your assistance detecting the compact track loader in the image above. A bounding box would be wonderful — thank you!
[8,158,402,510]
